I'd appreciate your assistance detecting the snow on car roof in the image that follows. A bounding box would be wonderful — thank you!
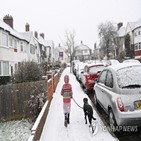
[84,62,104,67]
[108,62,141,71]
[108,63,141,88]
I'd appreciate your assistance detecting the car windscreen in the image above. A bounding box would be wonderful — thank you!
[117,66,141,88]
[89,66,105,73]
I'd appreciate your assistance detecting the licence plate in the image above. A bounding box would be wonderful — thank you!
[134,100,141,110]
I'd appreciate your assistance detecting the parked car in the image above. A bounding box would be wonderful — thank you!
[72,60,80,75]
[94,63,141,127]
[81,63,105,94]
[123,59,140,64]
[104,59,120,66]
[75,62,87,81]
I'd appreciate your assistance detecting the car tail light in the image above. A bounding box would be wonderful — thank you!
[117,97,124,112]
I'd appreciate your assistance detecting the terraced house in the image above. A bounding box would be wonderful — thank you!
[0,14,54,78]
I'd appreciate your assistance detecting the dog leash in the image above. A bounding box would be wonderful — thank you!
[72,97,83,109]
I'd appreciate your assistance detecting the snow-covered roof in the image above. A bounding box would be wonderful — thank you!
[75,42,90,50]
[134,18,141,30]
[38,37,54,47]
[128,22,135,30]
[0,19,26,41]
[20,31,32,42]
[117,26,125,37]
[127,18,141,31]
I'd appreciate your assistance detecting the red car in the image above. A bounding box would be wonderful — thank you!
[81,63,105,94]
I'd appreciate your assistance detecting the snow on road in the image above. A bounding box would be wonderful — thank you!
[40,67,118,141]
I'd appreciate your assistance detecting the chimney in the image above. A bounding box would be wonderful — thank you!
[117,22,123,30]
[34,31,38,39]
[40,33,45,39]
[3,14,13,28]
[25,23,30,31]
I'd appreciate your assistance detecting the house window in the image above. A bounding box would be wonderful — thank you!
[139,43,141,50]
[9,37,13,47]
[14,39,17,49]
[0,62,1,75]
[134,32,137,37]
[3,61,9,76]
[84,50,88,53]
[30,44,35,54]
[44,47,46,52]
[15,64,18,72]
[135,44,138,51]
[138,31,140,36]
[2,32,8,46]
[20,42,24,52]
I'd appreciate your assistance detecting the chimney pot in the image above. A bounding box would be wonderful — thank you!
[3,14,13,28]
[25,23,30,31]
[117,22,123,30]
[40,33,45,39]
[34,31,38,39]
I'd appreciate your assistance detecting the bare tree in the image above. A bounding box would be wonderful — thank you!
[98,21,117,59]
[62,30,76,72]
[64,30,76,59]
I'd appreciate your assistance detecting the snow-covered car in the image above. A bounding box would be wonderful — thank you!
[104,59,120,66]
[123,59,140,64]
[94,63,141,127]
[75,62,87,81]
[81,63,105,94]
[72,60,80,75]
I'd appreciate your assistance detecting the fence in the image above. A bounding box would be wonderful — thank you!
[0,80,47,121]
[0,69,62,121]
[28,69,63,141]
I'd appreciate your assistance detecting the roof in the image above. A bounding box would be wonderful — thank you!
[20,31,32,42]
[128,22,135,30]
[134,18,141,30]
[0,19,26,41]
[38,37,54,47]
[85,62,104,67]
[75,42,90,50]
[117,26,126,37]
[127,18,141,31]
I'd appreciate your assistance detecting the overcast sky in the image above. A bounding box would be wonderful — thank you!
[0,0,141,48]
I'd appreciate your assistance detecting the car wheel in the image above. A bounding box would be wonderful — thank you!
[109,109,117,130]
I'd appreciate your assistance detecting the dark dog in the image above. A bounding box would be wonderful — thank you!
[83,98,96,126]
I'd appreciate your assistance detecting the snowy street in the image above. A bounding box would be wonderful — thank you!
[40,67,118,141]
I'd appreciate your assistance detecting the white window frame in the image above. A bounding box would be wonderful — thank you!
[30,44,35,54]
[20,41,24,52]
[139,43,141,50]
[9,37,13,48]
[3,61,9,76]
[0,61,1,75]
[0,61,9,76]
[1,32,8,47]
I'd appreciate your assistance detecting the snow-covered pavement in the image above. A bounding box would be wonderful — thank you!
[40,67,119,141]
